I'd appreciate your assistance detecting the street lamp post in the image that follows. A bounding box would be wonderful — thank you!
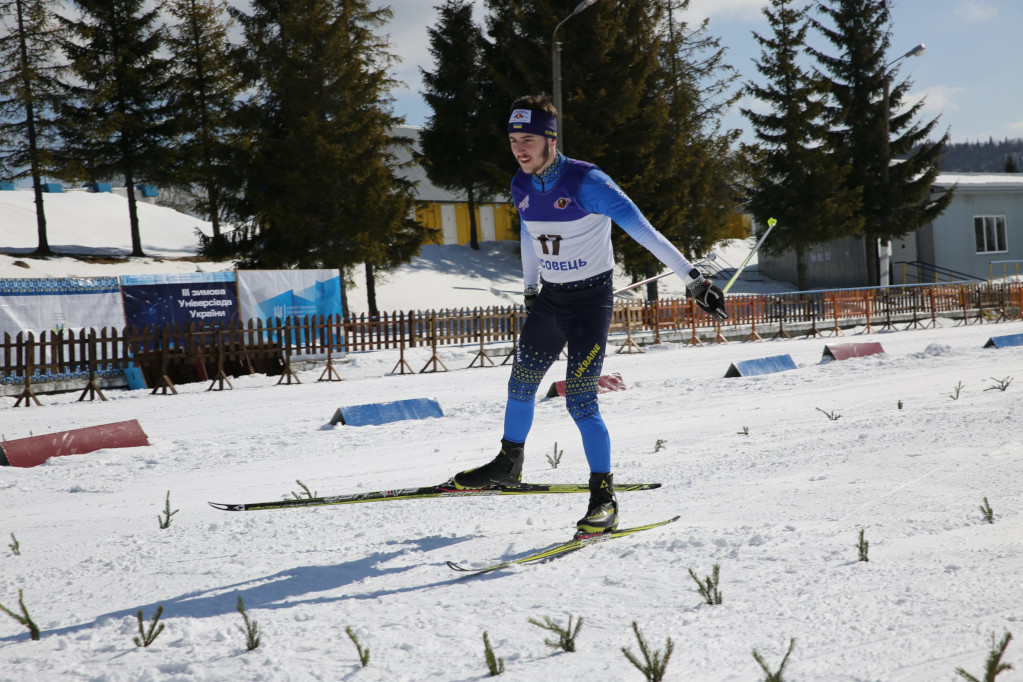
[878,43,926,286]
[551,0,600,153]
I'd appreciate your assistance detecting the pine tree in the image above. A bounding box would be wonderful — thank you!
[231,0,428,316]
[0,0,66,255]
[638,0,742,299]
[481,0,618,161]
[482,0,663,275]
[477,0,561,183]
[742,0,861,290]
[481,0,737,293]
[420,0,501,251]
[1005,154,1020,173]
[57,0,176,257]
[810,0,952,286]
[164,0,245,245]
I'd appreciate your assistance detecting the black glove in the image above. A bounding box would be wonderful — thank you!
[523,285,539,314]
[688,272,728,321]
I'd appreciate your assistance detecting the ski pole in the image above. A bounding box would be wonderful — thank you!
[721,217,777,294]
[613,254,718,295]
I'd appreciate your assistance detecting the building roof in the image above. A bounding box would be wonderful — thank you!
[392,125,511,204]
[933,172,1023,191]
[391,126,464,203]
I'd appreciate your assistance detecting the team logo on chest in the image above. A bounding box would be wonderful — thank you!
[553,197,572,209]
[518,195,530,212]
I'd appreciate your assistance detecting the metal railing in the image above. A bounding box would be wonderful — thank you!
[895,260,983,284]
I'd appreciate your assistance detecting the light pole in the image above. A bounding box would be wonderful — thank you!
[551,0,600,153]
[878,43,926,286]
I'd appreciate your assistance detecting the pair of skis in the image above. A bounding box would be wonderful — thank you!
[209,480,677,574]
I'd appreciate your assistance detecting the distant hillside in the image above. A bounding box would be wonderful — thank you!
[939,137,1023,172]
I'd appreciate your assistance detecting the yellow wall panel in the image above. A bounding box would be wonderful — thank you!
[415,201,520,245]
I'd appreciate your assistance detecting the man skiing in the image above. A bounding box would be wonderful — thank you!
[451,94,727,535]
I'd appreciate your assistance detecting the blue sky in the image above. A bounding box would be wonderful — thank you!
[379,0,1023,145]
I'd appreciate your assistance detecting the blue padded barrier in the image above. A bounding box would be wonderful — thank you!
[984,333,1023,349]
[725,354,798,378]
[330,397,444,426]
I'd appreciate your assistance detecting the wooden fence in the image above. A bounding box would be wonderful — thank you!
[3,282,1022,405]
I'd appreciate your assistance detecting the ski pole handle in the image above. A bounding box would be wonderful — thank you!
[722,217,777,294]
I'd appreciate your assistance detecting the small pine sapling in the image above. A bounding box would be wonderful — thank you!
[985,377,1013,392]
[0,589,40,640]
[815,407,841,421]
[546,442,563,469]
[346,626,370,667]
[955,631,1014,682]
[291,480,317,499]
[529,614,583,653]
[980,497,995,524]
[483,631,504,676]
[688,564,722,605]
[133,606,165,647]
[753,637,796,682]
[158,491,179,529]
[654,438,667,452]
[737,426,749,436]
[8,533,19,556]
[622,621,673,682]
[950,381,965,400]
[236,595,261,651]
[857,528,870,562]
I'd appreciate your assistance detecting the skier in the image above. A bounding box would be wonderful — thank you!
[451,94,727,535]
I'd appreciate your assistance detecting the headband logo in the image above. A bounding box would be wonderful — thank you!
[508,108,556,138]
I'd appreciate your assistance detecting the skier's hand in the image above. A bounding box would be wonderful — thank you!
[523,285,539,315]
[690,276,728,321]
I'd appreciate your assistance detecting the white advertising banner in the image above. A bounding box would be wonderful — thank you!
[0,277,124,338]
[236,269,344,355]
[236,269,343,322]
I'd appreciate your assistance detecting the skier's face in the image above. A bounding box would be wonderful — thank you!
[509,133,555,175]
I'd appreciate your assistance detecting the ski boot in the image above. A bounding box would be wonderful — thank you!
[451,439,524,489]
[576,472,618,535]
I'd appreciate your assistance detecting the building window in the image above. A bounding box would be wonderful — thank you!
[974,215,1007,254]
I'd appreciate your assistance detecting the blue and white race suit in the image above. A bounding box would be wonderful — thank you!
[504,152,699,473]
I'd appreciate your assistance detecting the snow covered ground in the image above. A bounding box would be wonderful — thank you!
[2,191,1022,681]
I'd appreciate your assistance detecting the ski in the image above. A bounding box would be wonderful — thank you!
[208,481,661,512]
[446,515,680,574]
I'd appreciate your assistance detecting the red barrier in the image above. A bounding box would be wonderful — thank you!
[0,419,149,468]
[546,373,626,398]
[822,342,885,361]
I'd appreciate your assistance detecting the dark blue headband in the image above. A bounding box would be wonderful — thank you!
[508,108,558,138]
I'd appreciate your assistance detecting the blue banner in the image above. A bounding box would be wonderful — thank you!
[120,272,239,329]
